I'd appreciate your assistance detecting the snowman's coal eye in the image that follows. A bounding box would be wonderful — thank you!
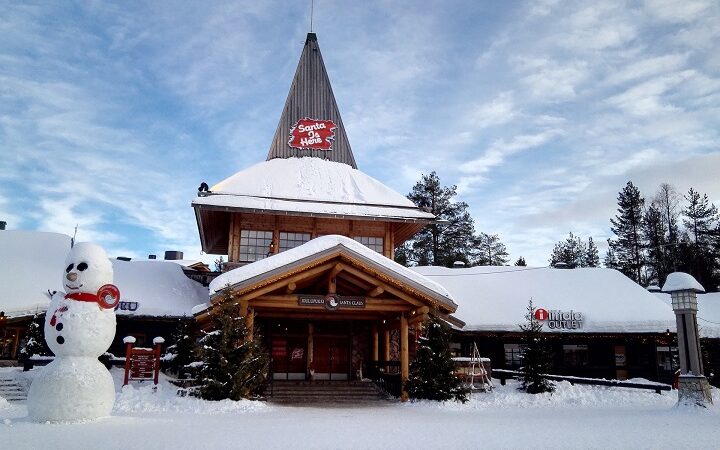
[77,262,88,271]
[65,264,74,273]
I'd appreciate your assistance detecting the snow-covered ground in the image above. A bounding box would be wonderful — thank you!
[2,367,719,449]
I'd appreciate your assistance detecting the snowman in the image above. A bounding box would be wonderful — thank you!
[27,242,120,422]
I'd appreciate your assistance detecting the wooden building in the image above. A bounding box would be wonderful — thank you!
[191,33,462,398]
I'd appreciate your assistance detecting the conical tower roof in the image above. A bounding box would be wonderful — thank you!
[266,33,357,168]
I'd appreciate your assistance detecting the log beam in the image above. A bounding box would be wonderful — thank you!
[367,286,384,298]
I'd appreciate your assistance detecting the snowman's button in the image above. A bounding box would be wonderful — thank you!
[56,323,63,331]
[56,336,65,345]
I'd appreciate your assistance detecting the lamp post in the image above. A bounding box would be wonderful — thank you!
[662,272,713,406]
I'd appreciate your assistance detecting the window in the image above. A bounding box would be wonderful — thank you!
[279,232,311,252]
[656,346,678,372]
[563,344,589,367]
[504,344,523,368]
[353,236,384,253]
[239,230,273,262]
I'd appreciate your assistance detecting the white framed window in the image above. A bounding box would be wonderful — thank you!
[239,230,273,262]
[353,236,384,253]
[279,232,311,252]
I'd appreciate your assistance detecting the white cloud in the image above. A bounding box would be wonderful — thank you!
[460,129,563,175]
[512,57,589,101]
[643,0,713,23]
[606,70,694,116]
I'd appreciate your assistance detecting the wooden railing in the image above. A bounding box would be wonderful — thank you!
[493,369,672,394]
[366,361,402,397]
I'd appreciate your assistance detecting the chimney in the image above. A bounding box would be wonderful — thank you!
[0,221,6,230]
[164,251,183,261]
[148,254,157,260]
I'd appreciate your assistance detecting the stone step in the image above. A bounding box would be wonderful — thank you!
[268,380,389,404]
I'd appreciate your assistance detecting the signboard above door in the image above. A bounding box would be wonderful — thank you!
[298,294,365,311]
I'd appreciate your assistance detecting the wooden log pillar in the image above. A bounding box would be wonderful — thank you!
[240,300,253,342]
[307,322,314,379]
[372,323,379,362]
[383,329,391,362]
[400,313,409,402]
[246,307,254,341]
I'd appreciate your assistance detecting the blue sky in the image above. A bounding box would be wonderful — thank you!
[2,0,719,266]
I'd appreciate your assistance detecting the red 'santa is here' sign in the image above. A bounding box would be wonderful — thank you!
[288,118,337,150]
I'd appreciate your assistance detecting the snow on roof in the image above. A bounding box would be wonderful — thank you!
[662,272,705,293]
[652,291,720,338]
[192,157,434,221]
[111,260,208,317]
[0,230,71,317]
[0,230,207,318]
[411,266,676,333]
[208,235,455,309]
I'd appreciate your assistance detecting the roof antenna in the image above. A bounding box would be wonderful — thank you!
[71,224,78,248]
[310,0,314,32]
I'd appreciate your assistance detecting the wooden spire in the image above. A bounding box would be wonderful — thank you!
[266,33,358,168]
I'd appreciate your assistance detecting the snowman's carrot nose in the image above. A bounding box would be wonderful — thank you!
[66,273,77,281]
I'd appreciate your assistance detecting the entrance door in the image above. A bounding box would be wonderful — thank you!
[271,336,306,380]
[314,337,350,380]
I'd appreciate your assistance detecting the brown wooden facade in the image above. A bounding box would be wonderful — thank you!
[196,243,459,399]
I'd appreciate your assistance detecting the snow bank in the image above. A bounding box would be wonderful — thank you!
[193,157,434,220]
[412,266,676,333]
[3,368,720,450]
[403,378,690,411]
[114,384,268,415]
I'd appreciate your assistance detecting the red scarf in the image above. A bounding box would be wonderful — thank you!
[64,292,98,302]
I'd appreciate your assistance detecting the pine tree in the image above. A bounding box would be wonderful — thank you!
[514,257,527,266]
[472,232,509,266]
[18,312,49,361]
[604,239,620,270]
[609,181,646,284]
[680,188,720,290]
[405,172,476,266]
[518,299,554,394]
[549,232,587,268]
[643,203,669,286]
[163,316,197,379]
[585,237,600,267]
[405,316,469,402]
[394,242,410,266]
[196,289,269,400]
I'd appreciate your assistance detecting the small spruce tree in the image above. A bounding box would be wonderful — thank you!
[18,312,49,362]
[196,288,269,400]
[163,315,197,379]
[519,299,554,394]
[405,316,468,402]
